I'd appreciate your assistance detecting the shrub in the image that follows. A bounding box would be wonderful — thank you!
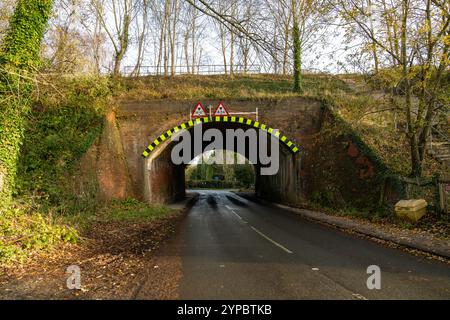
[0,205,78,265]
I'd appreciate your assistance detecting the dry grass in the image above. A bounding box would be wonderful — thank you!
[117,73,350,101]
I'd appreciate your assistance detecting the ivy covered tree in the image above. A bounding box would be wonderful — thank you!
[292,0,303,93]
[0,0,54,210]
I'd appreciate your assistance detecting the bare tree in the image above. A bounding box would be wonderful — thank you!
[174,0,206,74]
[333,0,450,176]
[169,0,180,76]
[264,0,292,74]
[132,0,149,76]
[215,2,229,74]
[91,0,133,76]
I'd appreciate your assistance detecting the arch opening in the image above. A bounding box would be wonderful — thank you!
[186,150,256,191]
[142,118,302,204]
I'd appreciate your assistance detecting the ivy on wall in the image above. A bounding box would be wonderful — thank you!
[0,0,54,210]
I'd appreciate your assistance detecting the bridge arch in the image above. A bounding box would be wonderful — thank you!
[141,116,300,158]
[141,116,302,204]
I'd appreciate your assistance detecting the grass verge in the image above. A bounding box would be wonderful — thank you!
[62,199,176,232]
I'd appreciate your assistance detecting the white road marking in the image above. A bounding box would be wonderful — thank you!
[250,226,293,254]
[225,197,291,253]
[352,293,368,300]
[226,204,243,220]
[231,210,243,220]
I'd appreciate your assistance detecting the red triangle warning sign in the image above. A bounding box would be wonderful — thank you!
[213,101,230,117]
[191,102,207,118]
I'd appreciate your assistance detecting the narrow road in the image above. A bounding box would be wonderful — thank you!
[175,190,450,299]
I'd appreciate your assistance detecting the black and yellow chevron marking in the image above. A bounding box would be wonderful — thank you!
[142,117,301,157]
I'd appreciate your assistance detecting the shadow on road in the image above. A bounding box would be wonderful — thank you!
[226,195,248,207]
[207,195,218,209]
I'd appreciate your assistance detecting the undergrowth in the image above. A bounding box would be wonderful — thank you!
[0,204,78,265]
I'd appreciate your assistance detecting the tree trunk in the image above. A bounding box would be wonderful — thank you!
[157,17,164,75]
[229,2,236,77]
[381,0,396,67]
[400,0,420,177]
[170,0,179,77]
[132,0,148,76]
[410,135,422,177]
[93,7,103,74]
[0,0,54,209]
[184,31,190,74]
[292,0,303,92]
[230,31,235,77]
[368,0,379,73]
[112,1,131,77]
[191,10,197,73]
[163,0,170,76]
[219,24,227,74]
[282,13,291,75]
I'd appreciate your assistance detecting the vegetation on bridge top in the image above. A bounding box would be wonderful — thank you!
[118,73,350,101]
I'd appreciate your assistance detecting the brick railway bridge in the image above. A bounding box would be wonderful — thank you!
[82,97,381,207]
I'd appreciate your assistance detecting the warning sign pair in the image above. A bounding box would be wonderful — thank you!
[191,101,230,119]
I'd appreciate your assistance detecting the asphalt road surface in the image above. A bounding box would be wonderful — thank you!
[177,190,450,299]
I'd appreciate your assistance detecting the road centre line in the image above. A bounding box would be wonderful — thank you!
[231,210,243,220]
[225,203,292,254]
[250,226,293,254]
